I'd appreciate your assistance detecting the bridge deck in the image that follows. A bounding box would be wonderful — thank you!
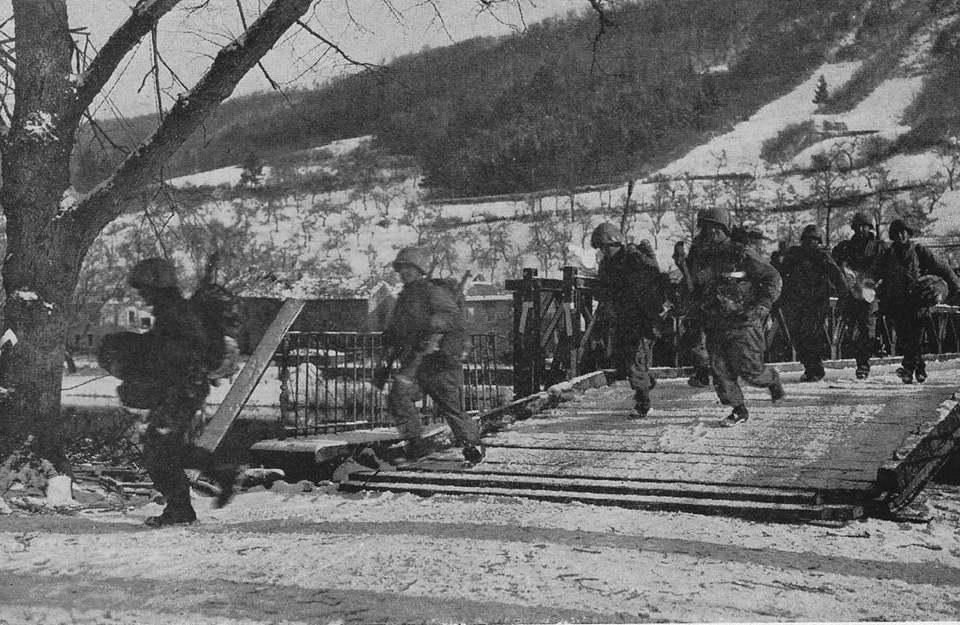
[342,362,960,522]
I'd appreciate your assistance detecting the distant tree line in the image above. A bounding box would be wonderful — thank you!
[72,0,866,198]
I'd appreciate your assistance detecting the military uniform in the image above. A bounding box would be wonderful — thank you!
[832,213,884,378]
[779,226,851,382]
[383,249,481,462]
[594,239,667,416]
[687,209,784,425]
[673,235,713,388]
[868,221,960,383]
[99,258,237,527]
[139,292,213,523]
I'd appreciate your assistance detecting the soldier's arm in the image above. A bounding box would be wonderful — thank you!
[821,250,854,297]
[918,245,960,297]
[748,252,782,309]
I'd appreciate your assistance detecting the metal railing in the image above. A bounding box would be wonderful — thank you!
[275,332,508,437]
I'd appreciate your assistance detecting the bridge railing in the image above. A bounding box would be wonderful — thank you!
[506,265,960,398]
[274,331,509,437]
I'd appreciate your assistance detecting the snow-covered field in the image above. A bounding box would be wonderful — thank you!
[124,23,960,296]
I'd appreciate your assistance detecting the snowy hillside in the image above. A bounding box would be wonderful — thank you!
[98,10,960,295]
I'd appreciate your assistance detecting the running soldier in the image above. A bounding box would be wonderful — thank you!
[591,223,668,418]
[673,213,714,388]
[380,247,484,464]
[686,208,785,426]
[868,220,960,384]
[832,212,884,379]
[778,224,852,382]
[99,258,237,527]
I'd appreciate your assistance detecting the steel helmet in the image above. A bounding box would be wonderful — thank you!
[697,207,731,235]
[800,224,823,242]
[392,247,430,274]
[128,258,178,290]
[590,223,624,249]
[889,219,914,238]
[850,212,872,229]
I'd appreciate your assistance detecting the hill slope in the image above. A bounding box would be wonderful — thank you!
[79,1,960,298]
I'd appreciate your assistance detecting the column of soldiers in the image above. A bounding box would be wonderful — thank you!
[112,212,960,527]
[589,207,960,427]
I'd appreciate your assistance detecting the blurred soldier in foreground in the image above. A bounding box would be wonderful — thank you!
[868,220,960,384]
[99,258,237,527]
[778,225,852,382]
[686,208,785,426]
[591,223,668,418]
[832,212,884,379]
[379,247,484,465]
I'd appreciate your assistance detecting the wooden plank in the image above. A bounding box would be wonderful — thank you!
[353,469,822,504]
[474,446,884,474]
[338,480,863,523]
[197,298,306,453]
[875,400,960,507]
[482,433,903,460]
[426,460,876,494]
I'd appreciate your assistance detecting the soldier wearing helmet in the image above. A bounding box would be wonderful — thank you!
[832,211,884,379]
[590,223,666,418]
[867,220,960,384]
[778,224,852,383]
[685,206,785,426]
[99,258,237,527]
[380,246,484,465]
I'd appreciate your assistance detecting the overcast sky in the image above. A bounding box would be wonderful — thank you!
[0,0,587,119]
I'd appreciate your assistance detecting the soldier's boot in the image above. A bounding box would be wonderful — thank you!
[687,367,712,388]
[855,363,870,380]
[769,381,786,405]
[896,367,914,385]
[390,437,430,468]
[145,496,197,527]
[915,361,928,384]
[722,404,749,427]
[462,445,485,465]
[212,465,240,509]
[630,393,651,419]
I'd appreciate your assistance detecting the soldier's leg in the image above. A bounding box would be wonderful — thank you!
[419,354,481,446]
[797,308,826,380]
[387,371,426,458]
[627,336,656,417]
[705,330,743,407]
[730,324,784,401]
[142,406,196,526]
[889,306,922,378]
[851,300,877,376]
[419,354,483,463]
[679,319,712,386]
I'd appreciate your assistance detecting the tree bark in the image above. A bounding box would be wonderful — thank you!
[0,0,314,463]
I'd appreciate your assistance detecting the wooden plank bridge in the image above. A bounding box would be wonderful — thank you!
[341,362,960,523]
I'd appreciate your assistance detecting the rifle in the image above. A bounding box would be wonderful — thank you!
[673,240,694,293]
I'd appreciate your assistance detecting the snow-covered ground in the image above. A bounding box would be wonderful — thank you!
[5,360,960,624]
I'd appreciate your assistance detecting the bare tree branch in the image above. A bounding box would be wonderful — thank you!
[73,0,182,120]
[76,0,314,241]
[296,19,379,70]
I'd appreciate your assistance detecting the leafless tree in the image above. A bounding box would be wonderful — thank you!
[0,0,548,465]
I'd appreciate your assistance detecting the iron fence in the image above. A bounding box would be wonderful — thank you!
[275,332,508,437]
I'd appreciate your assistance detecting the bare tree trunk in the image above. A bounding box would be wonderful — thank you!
[0,0,313,464]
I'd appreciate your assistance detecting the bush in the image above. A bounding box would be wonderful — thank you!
[760,120,820,165]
